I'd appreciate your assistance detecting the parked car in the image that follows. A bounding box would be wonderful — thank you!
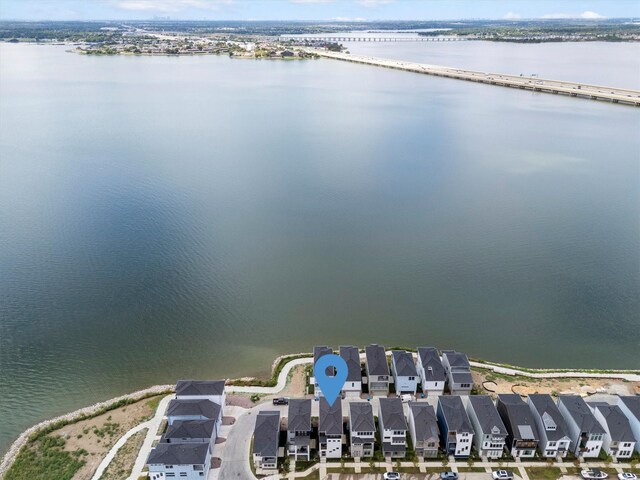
[383,473,401,480]
[582,469,608,480]
[493,471,515,480]
[440,472,459,480]
[272,397,288,405]
[401,394,413,403]
[618,474,637,480]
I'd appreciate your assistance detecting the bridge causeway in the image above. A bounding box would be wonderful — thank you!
[281,35,465,42]
[308,50,640,107]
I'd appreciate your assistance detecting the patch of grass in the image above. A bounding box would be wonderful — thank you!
[99,428,147,480]
[458,466,488,472]
[525,467,563,480]
[5,436,86,480]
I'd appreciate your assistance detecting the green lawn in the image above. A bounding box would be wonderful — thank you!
[525,467,563,480]
[5,436,86,480]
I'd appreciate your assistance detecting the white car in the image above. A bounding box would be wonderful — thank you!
[582,470,608,480]
[493,471,514,480]
[384,473,401,480]
[618,474,638,480]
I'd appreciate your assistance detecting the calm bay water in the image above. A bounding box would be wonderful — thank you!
[0,42,639,454]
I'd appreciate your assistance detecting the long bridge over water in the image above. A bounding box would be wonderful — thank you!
[281,35,466,42]
[308,49,640,107]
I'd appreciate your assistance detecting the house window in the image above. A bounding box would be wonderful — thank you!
[409,377,415,380]
[548,442,556,447]
[180,474,187,477]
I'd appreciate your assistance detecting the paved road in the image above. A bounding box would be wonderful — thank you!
[217,405,261,480]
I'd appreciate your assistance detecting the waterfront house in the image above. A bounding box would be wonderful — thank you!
[589,403,636,460]
[161,419,217,451]
[365,344,390,396]
[175,380,225,424]
[617,396,640,453]
[407,402,440,458]
[166,399,221,427]
[528,394,571,458]
[287,399,312,460]
[441,350,473,395]
[378,397,408,458]
[339,345,362,397]
[348,402,376,459]
[313,345,334,397]
[416,347,446,396]
[391,350,418,394]
[319,397,343,458]
[437,395,474,457]
[147,443,210,480]
[252,411,280,474]
[496,394,539,458]
[466,395,507,459]
[558,395,605,458]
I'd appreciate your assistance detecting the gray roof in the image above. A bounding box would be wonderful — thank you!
[468,395,507,436]
[319,397,343,435]
[442,350,470,368]
[147,443,208,466]
[417,347,445,382]
[497,394,539,441]
[253,411,280,457]
[365,344,389,376]
[349,402,375,433]
[163,419,216,441]
[167,399,221,420]
[176,380,225,397]
[379,397,407,431]
[339,345,362,382]
[528,394,570,441]
[619,396,640,421]
[314,346,335,377]
[409,402,439,441]
[392,350,417,377]
[452,371,473,385]
[588,404,635,443]
[438,396,473,433]
[287,399,311,433]
[558,395,606,434]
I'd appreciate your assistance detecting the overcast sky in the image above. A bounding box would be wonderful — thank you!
[0,0,638,21]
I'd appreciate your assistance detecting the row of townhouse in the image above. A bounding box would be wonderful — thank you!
[147,380,226,480]
[313,344,472,397]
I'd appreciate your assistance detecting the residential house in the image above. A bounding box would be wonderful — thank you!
[175,380,225,424]
[365,344,390,396]
[287,399,312,460]
[496,394,539,458]
[558,395,605,458]
[162,419,217,451]
[441,350,473,395]
[166,399,221,427]
[378,397,408,458]
[313,345,334,397]
[147,443,210,480]
[348,402,376,459]
[252,411,280,474]
[391,350,418,394]
[319,397,343,458]
[466,395,507,459]
[340,345,362,397]
[416,347,446,396]
[589,403,636,460]
[437,395,474,458]
[528,394,571,458]
[617,396,640,454]
[407,402,440,458]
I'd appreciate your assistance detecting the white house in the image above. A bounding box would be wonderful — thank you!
[348,402,375,459]
[340,345,362,397]
[287,399,312,460]
[466,395,507,459]
[528,394,571,458]
[391,350,418,394]
[378,397,407,458]
[496,394,539,458]
[558,395,605,458]
[589,403,636,460]
[416,347,446,396]
[441,350,473,395]
[252,411,280,474]
[365,344,390,396]
[437,395,474,458]
[175,380,225,424]
[313,346,334,397]
[407,402,440,458]
[147,443,210,480]
[617,396,640,454]
[319,397,343,458]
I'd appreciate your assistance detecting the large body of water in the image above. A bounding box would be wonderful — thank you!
[1,41,639,454]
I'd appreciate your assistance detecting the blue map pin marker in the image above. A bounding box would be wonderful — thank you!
[314,353,348,407]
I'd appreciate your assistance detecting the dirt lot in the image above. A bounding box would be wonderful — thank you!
[51,394,164,480]
[472,369,639,398]
[98,428,147,480]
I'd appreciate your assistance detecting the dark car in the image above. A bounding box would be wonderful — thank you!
[272,397,288,405]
